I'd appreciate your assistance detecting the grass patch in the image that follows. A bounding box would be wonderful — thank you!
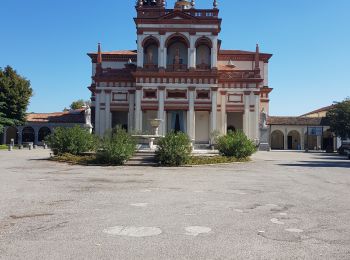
[187,155,250,166]
[0,144,8,150]
[50,153,98,165]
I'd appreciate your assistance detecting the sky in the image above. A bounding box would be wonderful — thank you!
[0,0,349,116]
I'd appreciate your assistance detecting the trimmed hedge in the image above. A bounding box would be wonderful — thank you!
[156,132,192,166]
[96,127,136,165]
[216,130,256,159]
[46,126,97,155]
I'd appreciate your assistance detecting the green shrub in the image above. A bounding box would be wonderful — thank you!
[96,127,136,165]
[46,126,97,155]
[156,132,192,166]
[216,130,256,159]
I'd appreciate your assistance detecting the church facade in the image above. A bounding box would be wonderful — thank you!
[88,0,273,145]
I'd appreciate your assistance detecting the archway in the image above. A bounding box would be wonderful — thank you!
[271,130,284,150]
[22,126,35,143]
[287,130,301,150]
[166,34,189,70]
[195,37,212,69]
[143,36,159,69]
[6,126,18,144]
[38,127,51,142]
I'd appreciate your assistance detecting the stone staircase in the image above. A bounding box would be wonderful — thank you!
[125,150,158,166]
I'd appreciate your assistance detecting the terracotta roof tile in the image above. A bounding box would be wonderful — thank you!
[26,109,85,124]
[268,116,329,126]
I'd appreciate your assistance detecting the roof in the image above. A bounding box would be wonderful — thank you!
[26,109,86,124]
[268,116,329,126]
[300,105,333,117]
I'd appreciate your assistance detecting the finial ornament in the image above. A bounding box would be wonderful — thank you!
[213,0,218,9]
[255,43,260,69]
[97,43,102,64]
[191,0,195,8]
[138,0,143,7]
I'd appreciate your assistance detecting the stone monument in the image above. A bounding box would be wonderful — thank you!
[259,108,270,151]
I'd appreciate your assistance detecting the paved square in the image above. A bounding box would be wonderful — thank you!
[0,150,349,259]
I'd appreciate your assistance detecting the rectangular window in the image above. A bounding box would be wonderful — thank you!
[144,89,157,99]
[197,91,210,100]
[167,90,187,99]
[112,92,128,102]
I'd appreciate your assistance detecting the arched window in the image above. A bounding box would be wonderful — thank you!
[22,127,35,143]
[143,37,159,70]
[196,37,212,69]
[166,34,189,71]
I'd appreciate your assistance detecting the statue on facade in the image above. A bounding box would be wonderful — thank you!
[174,47,180,64]
[147,49,153,64]
[260,107,268,129]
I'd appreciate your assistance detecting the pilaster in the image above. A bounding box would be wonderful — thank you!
[135,86,143,132]
[210,87,218,133]
[187,86,196,141]
[128,90,135,132]
[220,90,227,135]
[243,91,251,138]
[158,86,165,136]
[95,89,101,136]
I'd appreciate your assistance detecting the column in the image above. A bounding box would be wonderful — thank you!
[253,91,260,141]
[189,36,196,69]
[34,127,39,145]
[17,126,23,145]
[159,35,165,69]
[95,90,101,136]
[137,35,144,68]
[284,128,288,150]
[99,90,106,136]
[220,91,227,135]
[211,36,218,69]
[210,87,218,133]
[317,135,322,150]
[128,90,135,132]
[135,86,142,132]
[301,127,305,150]
[187,87,195,141]
[243,91,250,138]
[105,90,111,131]
[158,86,165,136]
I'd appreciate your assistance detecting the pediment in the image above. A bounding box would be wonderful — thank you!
[159,10,198,21]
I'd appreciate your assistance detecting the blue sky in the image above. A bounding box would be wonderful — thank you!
[0,0,349,115]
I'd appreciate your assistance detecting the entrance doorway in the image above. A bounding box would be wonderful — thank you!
[167,111,186,133]
[112,111,128,131]
[195,111,209,144]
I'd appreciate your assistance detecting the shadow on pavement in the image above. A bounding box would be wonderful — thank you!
[279,161,350,168]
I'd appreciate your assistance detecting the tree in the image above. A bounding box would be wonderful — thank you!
[69,99,87,110]
[0,66,33,133]
[326,98,350,139]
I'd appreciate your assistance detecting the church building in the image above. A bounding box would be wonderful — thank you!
[88,0,273,145]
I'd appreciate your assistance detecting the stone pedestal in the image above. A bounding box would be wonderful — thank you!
[259,127,270,151]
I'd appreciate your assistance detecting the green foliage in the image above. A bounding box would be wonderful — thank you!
[326,98,350,139]
[96,127,136,165]
[46,126,97,155]
[216,130,256,159]
[69,99,87,110]
[155,132,192,166]
[0,66,33,133]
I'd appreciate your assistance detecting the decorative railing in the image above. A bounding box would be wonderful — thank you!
[166,64,188,71]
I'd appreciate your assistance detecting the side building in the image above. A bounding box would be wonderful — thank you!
[88,0,273,145]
